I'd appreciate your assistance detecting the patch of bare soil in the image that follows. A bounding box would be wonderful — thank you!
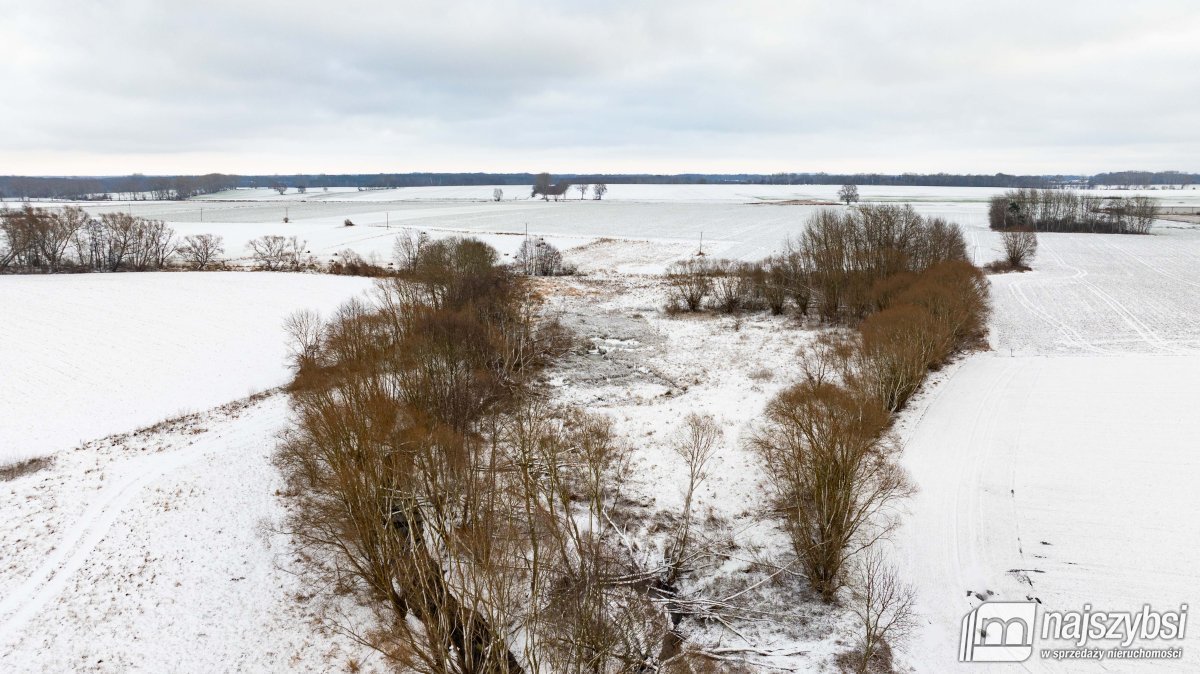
[750,199,838,206]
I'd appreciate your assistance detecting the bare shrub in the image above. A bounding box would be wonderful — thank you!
[1000,227,1038,270]
[178,233,224,270]
[248,234,307,270]
[867,272,916,314]
[393,228,430,271]
[126,218,175,270]
[96,213,141,270]
[755,257,789,315]
[328,248,390,277]
[779,239,814,317]
[514,237,565,276]
[41,206,88,272]
[895,261,990,356]
[709,260,756,314]
[283,309,323,378]
[666,258,713,312]
[850,305,942,413]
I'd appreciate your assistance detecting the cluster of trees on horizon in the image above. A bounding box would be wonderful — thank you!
[2,170,1196,201]
[988,188,1158,235]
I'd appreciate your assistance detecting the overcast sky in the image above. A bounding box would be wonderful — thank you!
[2,1,1198,176]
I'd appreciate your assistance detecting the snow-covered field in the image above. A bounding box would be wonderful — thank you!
[26,183,1200,273]
[187,184,1200,206]
[0,272,372,464]
[894,224,1200,671]
[4,185,1200,672]
[0,392,380,673]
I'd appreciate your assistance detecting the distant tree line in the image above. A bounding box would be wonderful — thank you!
[988,189,1158,234]
[4,170,1195,201]
[1089,171,1198,188]
[11,169,1198,201]
[0,174,238,201]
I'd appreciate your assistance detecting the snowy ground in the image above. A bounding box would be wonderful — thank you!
[186,184,1200,206]
[4,185,1200,672]
[0,392,381,673]
[538,274,850,668]
[893,224,1200,671]
[0,272,373,465]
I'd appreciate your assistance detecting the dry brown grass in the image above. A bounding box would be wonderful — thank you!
[0,456,53,481]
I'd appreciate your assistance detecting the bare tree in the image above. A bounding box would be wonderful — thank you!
[277,238,667,674]
[839,184,860,206]
[38,206,88,272]
[1000,227,1037,269]
[593,183,608,200]
[248,234,306,270]
[514,237,564,276]
[0,210,15,272]
[98,212,138,271]
[179,233,224,270]
[532,172,552,199]
[665,413,722,584]
[532,174,571,201]
[393,228,430,270]
[127,218,176,270]
[779,238,814,316]
[283,309,323,374]
[576,184,588,200]
[751,380,911,602]
[271,181,287,196]
[493,188,504,202]
[847,550,916,674]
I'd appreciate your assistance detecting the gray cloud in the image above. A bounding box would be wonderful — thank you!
[2,0,1198,174]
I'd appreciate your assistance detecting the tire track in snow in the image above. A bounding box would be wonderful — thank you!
[1000,246,1109,355]
[1047,240,1182,355]
[0,440,211,647]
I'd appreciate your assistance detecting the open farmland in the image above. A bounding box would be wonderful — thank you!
[0,272,372,464]
[894,220,1200,671]
[3,185,1200,672]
